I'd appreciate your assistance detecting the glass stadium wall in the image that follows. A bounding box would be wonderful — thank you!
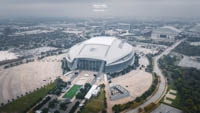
[67,61,73,70]
[67,58,105,72]
[66,54,135,74]
[105,55,134,73]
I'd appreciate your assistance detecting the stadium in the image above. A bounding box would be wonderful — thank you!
[65,36,135,74]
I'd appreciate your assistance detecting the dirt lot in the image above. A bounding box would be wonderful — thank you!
[178,55,200,70]
[0,54,65,104]
[132,45,158,54]
[108,70,152,105]
[72,71,95,85]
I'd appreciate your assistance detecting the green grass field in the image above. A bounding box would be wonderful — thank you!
[81,88,105,113]
[63,85,81,99]
[0,82,57,113]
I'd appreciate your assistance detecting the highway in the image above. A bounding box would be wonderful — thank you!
[127,39,185,113]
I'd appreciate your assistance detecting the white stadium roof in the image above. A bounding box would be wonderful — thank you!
[154,26,181,34]
[67,36,133,65]
[161,26,181,33]
[84,37,116,46]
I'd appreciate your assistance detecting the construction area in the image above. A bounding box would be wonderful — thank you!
[107,69,152,105]
[109,84,130,101]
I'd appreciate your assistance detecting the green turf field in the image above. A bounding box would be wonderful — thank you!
[63,85,81,99]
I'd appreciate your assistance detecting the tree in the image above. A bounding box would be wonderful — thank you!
[159,54,200,112]
[102,109,107,113]
[144,103,156,112]
[42,108,49,113]
[48,99,57,109]
[68,81,71,85]
[138,107,143,113]
[69,101,80,113]
[60,102,67,111]
[54,110,60,113]
[112,105,121,113]
[85,83,91,89]
[135,97,141,102]
[100,84,105,88]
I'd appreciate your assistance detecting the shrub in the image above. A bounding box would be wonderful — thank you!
[144,102,156,111]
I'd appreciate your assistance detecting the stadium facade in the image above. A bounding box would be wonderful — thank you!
[65,36,135,74]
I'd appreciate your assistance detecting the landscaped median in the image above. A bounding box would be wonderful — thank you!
[0,82,57,113]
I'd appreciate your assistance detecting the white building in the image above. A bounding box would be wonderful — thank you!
[105,30,119,36]
[85,85,100,100]
[65,36,135,73]
[151,26,181,40]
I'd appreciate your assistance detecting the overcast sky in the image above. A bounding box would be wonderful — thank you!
[0,0,200,19]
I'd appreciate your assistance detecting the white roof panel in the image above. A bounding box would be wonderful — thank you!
[84,36,116,46]
[68,36,133,64]
[78,44,109,60]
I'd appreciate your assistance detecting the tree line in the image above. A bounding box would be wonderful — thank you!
[159,55,200,113]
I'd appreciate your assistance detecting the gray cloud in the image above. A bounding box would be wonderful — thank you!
[0,0,200,18]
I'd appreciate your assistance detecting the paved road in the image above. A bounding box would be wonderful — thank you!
[127,39,185,113]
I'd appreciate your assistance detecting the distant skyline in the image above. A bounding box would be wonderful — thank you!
[0,0,200,19]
